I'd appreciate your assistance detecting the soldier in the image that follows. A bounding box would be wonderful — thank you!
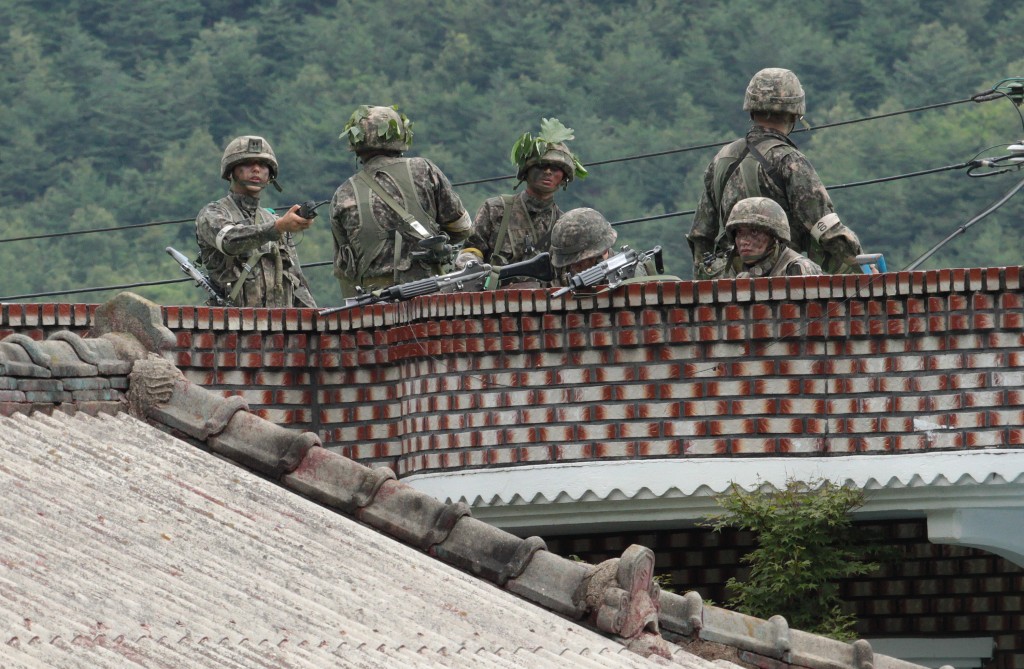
[687,67,863,279]
[195,135,317,308]
[721,197,823,278]
[550,207,622,276]
[457,118,586,272]
[330,105,472,297]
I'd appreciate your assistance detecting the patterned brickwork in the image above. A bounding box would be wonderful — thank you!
[3,268,1023,473]
[543,520,1024,669]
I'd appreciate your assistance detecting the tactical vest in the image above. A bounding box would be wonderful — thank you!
[349,159,438,285]
[490,193,555,266]
[207,196,297,307]
[711,135,793,241]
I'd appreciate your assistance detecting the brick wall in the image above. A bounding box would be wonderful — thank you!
[543,520,1024,669]
[3,268,1023,474]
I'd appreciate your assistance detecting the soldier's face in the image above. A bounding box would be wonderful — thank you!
[734,226,772,260]
[231,160,271,194]
[526,163,565,197]
[567,249,610,275]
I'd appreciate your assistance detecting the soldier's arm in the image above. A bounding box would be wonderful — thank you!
[461,199,502,263]
[684,165,724,278]
[196,202,282,258]
[329,188,358,283]
[428,162,473,244]
[686,165,721,275]
[781,154,863,267]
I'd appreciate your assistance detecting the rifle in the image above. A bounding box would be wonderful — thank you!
[552,245,663,298]
[319,252,554,316]
[166,246,229,306]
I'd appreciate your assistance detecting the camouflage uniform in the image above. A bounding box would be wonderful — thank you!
[550,207,653,284]
[722,243,822,278]
[330,155,470,292]
[687,68,862,278]
[720,196,823,278]
[195,137,316,308]
[468,191,561,266]
[330,105,471,296]
[460,135,580,271]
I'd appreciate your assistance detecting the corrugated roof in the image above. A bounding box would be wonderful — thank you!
[0,410,718,668]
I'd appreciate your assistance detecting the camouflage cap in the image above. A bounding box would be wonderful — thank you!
[743,68,806,116]
[725,197,790,242]
[220,135,278,180]
[550,207,617,268]
[340,105,414,153]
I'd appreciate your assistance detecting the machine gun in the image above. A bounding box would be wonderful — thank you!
[319,252,554,316]
[166,246,229,306]
[552,245,663,298]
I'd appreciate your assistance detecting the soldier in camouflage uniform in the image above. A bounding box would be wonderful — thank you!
[330,105,472,297]
[687,68,863,279]
[550,208,622,275]
[721,197,823,278]
[195,135,317,308]
[458,131,581,274]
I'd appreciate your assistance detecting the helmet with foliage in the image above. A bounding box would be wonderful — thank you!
[725,197,790,242]
[340,105,414,153]
[511,118,588,185]
[550,208,617,268]
[743,68,806,116]
[220,135,278,181]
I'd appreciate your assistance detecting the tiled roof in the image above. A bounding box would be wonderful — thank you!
[0,292,945,669]
[1,410,705,668]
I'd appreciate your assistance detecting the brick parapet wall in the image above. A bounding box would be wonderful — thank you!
[3,268,1023,474]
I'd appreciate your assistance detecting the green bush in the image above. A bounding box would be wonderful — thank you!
[703,479,879,641]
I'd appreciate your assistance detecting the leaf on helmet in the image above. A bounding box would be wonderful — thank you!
[509,131,539,167]
[538,117,575,145]
[339,105,371,142]
[573,157,589,180]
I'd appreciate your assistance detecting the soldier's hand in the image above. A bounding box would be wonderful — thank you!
[454,251,481,270]
[275,204,315,234]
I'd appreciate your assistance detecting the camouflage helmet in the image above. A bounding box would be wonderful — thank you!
[725,197,790,242]
[341,105,413,153]
[550,208,617,268]
[220,135,278,181]
[743,68,806,116]
[516,142,577,184]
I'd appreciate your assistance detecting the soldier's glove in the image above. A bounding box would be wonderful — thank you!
[454,251,482,270]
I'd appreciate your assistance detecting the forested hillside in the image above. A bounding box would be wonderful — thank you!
[2,0,1023,306]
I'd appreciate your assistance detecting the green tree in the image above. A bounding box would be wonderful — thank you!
[703,479,880,641]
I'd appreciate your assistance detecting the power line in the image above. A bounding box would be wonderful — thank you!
[0,157,1003,302]
[0,93,995,246]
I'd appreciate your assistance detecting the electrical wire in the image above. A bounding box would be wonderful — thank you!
[0,157,1008,302]
[3,86,1021,300]
[0,93,999,246]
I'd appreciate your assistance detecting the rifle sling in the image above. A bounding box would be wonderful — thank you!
[228,248,267,304]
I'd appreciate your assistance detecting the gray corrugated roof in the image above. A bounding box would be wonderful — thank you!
[0,410,718,668]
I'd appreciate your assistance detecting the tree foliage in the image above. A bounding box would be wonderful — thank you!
[1,0,1023,305]
[704,479,880,640]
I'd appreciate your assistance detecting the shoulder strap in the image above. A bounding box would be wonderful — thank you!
[352,161,441,284]
[746,137,790,193]
[491,194,517,264]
